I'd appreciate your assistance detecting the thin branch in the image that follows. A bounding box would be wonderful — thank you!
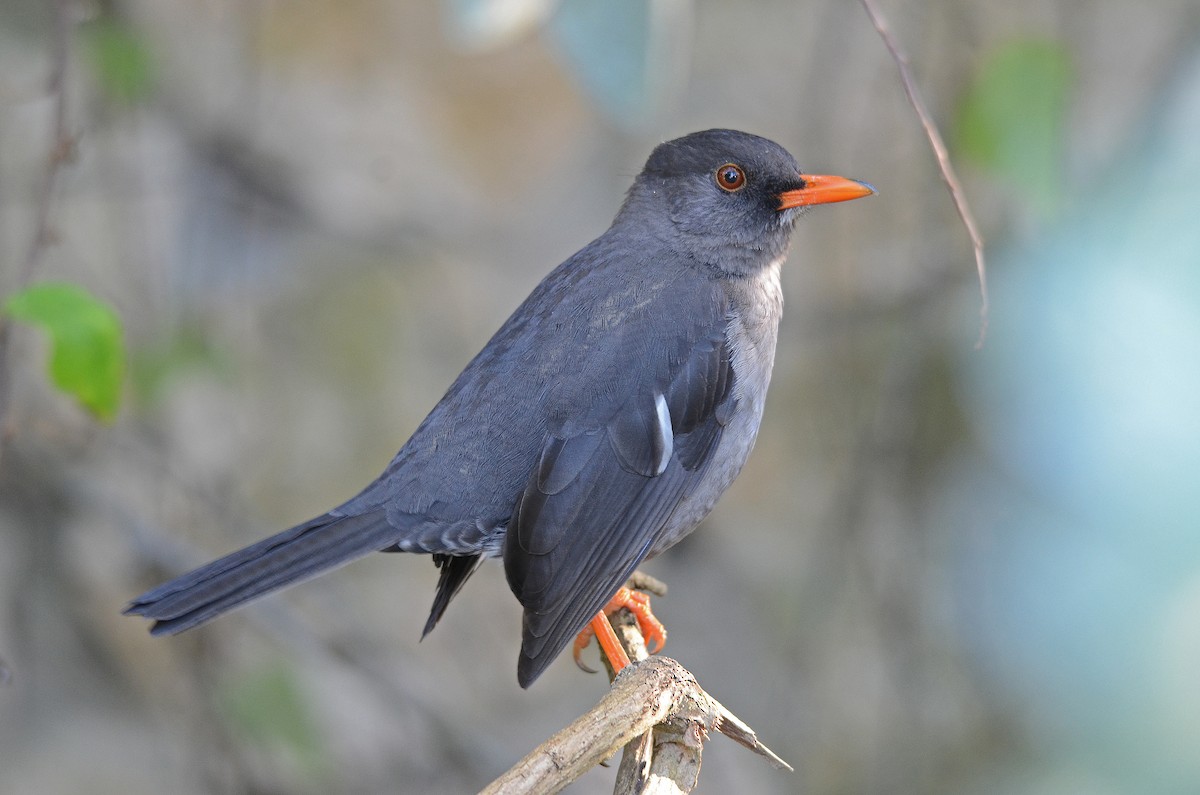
[608,602,669,793]
[0,0,76,462]
[20,0,75,286]
[858,0,990,348]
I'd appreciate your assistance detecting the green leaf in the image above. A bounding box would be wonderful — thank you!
[84,17,156,103]
[956,39,1072,213]
[5,283,125,422]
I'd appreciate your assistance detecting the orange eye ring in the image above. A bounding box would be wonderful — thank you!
[715,163,746,192]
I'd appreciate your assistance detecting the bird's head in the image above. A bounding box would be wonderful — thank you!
[619,129,874,275]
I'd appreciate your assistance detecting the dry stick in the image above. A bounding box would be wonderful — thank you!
[602,580,790,789]
[858,0,990,348]
[482,589,791,795]
[609,608,694,794]
[0,0,76,461]
[480,656,790,795]
[597,576,699,792]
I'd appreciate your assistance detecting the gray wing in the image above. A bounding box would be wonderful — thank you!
[505,322,737,687]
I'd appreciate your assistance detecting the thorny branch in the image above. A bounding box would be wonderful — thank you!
[858,0,990,348]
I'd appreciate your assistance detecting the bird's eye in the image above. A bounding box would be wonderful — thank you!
[715,164,746,192]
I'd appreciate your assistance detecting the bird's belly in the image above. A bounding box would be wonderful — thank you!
[648,394,767,557]
[649,257,783,557]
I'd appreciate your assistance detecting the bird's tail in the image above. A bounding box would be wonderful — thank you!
[125,510,396,635]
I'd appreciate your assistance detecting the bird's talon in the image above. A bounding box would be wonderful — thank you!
[617,587,668,655]
[573,632,599,673]
[570,586,668,678]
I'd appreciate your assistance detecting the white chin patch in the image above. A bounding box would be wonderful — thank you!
[779,206,808,225]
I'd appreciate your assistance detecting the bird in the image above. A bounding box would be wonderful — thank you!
[125,129,874,688]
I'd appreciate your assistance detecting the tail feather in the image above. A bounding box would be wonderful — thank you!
[125,510,396,635]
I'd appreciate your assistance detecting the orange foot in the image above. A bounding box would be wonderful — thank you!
[573,586,668,675]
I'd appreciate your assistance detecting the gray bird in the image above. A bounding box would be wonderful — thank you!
[125,129,874,687]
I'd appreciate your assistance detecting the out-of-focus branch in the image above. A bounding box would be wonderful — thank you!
[19,0,75,286]
[0,0,77,461]
[858,0,990,348]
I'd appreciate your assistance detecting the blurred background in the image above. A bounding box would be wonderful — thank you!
[2,0,1199,793]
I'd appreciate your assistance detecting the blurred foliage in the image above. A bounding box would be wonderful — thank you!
[956,39,1072,214]
[446,0,680,124]
[4,282,125,422]
[547,0,654,120]
[83,16,156,103]
[129,325,233,407]
[444,0,556,47]
[953,46,1200,792]
[217,662,327,777]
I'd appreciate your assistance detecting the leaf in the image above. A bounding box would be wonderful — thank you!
[5,283,125,423]
[84,17,156,103]
[956,39,1072,213]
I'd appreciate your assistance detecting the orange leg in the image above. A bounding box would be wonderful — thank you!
[573,586,668,674]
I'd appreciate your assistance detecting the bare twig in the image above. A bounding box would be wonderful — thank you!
[0,0,76,462]
[586,582,688,791]
[479,656,790,795]
[20,0,75,286]
[609,603,662,793]
[609,609,702,795]
[485,588,791,795]
[858,0,990,348]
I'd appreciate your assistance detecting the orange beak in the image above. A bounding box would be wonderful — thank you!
[778,175,876,210]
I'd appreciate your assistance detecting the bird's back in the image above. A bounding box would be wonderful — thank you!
[336,227,735,554]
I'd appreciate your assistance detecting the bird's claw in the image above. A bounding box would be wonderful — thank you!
[619,588,667,654]
[571,586,668,674]
[573,644,599,673]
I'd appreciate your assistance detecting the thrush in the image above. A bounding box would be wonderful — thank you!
[126,129,874,687]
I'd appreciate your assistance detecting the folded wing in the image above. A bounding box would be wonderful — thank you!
[505,323,737,687]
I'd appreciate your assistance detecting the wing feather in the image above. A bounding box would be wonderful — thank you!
[505,321,738,687]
